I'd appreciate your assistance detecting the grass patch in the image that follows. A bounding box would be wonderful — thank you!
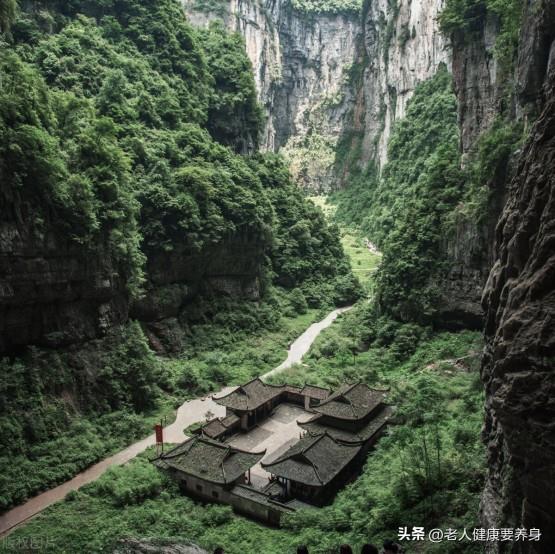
[309,196,381,291]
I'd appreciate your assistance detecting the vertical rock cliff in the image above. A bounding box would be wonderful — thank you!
[436,9,507,329]
[183,0,451,188]
[183,0,360,190]
[481,1,555,550]
[351,0,450,169]
[0,214,129,353]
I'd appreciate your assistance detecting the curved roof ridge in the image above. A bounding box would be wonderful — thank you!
[303,431,328,452]
[317,381,359,406]
[198,435,267,456]
[292,450,325,485]
[344,394,358,418]
[310,459,324,485]
[158,436,196,460]
[211,385,241,402]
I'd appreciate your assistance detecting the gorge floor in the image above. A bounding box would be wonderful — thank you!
[0,306,351,537]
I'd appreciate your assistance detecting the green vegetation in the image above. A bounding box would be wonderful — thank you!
[339,230,381,287]
[0,300,322,511]
[439,0,523,71]
[3,304,484,553]
[192,0,229,17]
[0,0,16,35]
[0,0,359,511]
[0,322,170,510]
[3,0,355,297]
[1,1,490,551]
[290,0,362,16]
[252,155,363,305]
[310,196,382,290]
[272,308,484,553]
[447,118,524,226]
[335,66,463,324]
[281,130,337,192]
[197,21,264,149]
[333,70,524,326]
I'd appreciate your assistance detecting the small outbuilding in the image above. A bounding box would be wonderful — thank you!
[213,378,284,430]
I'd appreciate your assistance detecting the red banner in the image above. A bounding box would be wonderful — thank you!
[154,424,163,444]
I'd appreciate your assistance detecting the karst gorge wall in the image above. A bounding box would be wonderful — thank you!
[182,0,448,188]
[183,0,555,547]
[480,0,555,548]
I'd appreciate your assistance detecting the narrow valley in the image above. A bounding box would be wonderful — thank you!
[1,0,554,553]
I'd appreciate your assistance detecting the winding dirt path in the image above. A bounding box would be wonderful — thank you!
[0,306,351,536]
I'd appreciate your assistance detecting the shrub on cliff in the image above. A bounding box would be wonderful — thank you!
[439,0,523,71]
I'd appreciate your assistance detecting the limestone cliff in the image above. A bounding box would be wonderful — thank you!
[480,1,555,550]
[435,10,506,329]
[352,0,450,169]
[0,211,264,355]
[183,0,359,191]
[183,0,450,189]
[0,213,129,354]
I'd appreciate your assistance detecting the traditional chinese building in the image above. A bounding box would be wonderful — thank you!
[213,378,284,430]
[299,382,394,453]
[212,378,330,431]
[196,413,240,441]
[261,432,362,505]
[260,383,393,505]
[156,380,393,523]
[154,436,265,502]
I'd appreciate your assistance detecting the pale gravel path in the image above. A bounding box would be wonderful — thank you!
[0,306,351,536]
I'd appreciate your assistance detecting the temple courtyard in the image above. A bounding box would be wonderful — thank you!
[154,379,393,526]
[226,403,313,488]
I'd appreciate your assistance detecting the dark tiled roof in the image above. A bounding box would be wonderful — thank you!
[200,419,226,438]
[313,383,386,421]
[221,413,239,427]
[213,378,283,412]
[157,436,264,484]
[282,384,303,394]
[261,433,361,486]
[200,413,240,438]
[301,384,330,400]
[230,485,294,512]
[300,405,394,443]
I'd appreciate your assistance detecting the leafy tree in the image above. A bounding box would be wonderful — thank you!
[197,22,264,151]
[0,0,17,35]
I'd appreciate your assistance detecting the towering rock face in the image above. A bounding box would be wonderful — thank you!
[0,211,265,356]
[434,11,506,330]
[352,0,450,168]
[438,0,553,331]
[183,0,360,191]
[0,217,129,354]
[481,1,555,550]
[183,0,450,189]
[451,14,502,157]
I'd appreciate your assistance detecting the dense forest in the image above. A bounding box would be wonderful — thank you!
[1,0,554,552]
[0,0,359,513]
